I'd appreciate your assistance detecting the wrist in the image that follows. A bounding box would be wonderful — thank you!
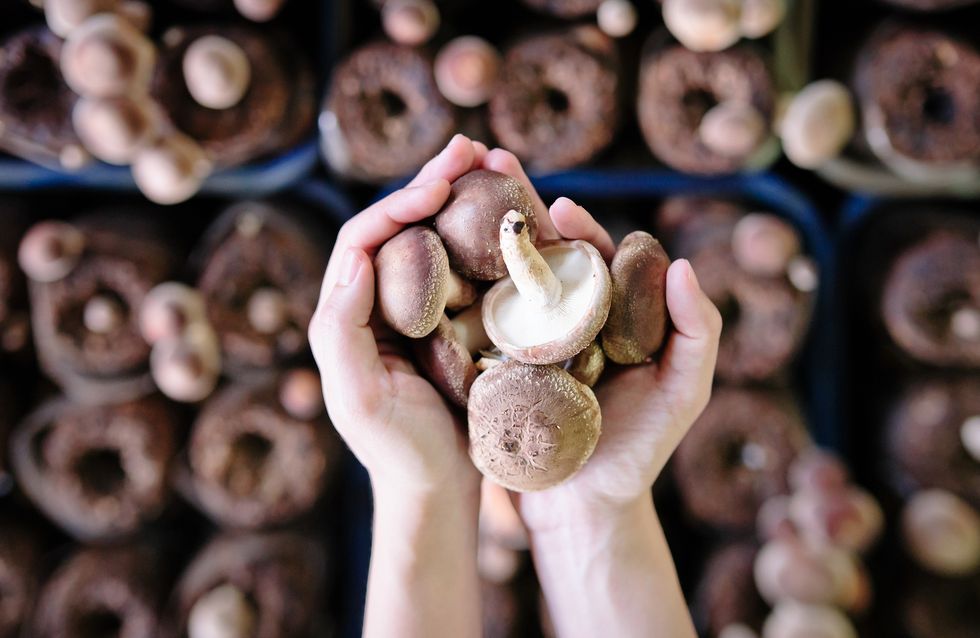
[527,495,657,550]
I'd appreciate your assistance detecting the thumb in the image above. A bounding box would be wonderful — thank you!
[309,248,389,419]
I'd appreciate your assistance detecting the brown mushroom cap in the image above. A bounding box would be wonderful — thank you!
[483,212,611,365]
[375,226,475,338]
[565,340,605,387]
[60,14,155,99]
[434,170,537,281]
[434,36,501,108]
[468,360,601,492]
[413,303,490,407]
[731,213,802,278]
[601,231,671,365]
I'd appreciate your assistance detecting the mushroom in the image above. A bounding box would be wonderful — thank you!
[72,96,156,165]
[139,282,207,344]
[150,324,221,402]
[381,0,440,47]
[413,302,491,407]
[375,226,477,338]
[565,340,605,387]
[183,35,252,110]
[483,212,612,365]
[245,287,288,335]
[778,80,855,169]
[83,294,125,335]
[233,0,287,22]
[434,170,537,281]
[962,415,980,462]
[787,448,849,493]
[187,583,257,638]
[44,0,120,38]
[662,0,742,53]
[761,602,857,638]
[467,360,601,492]
[698,102,768,159]
[787,486,884,554]
[597,0,638,38]
[434,37,501,108]
[739,0,786,39]
[17,221,86,283]
[278,368,325,421]
[60,14,156,99]
[601,231,670,365]
[754,538,866,610]
[131,134,212,205]
[731,213,802,278]
[901,489,980,577]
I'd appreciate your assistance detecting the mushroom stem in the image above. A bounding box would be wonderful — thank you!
[246,287,288,335]
[961,416,980,463]
[83,294,124,334]
[951,306,980,341]
[450,304,491,355]
[444,272,477,311]
[279,369,324,421]
[499,211,561,309]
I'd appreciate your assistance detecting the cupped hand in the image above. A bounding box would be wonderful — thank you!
[309,134,488,496]
[478,150,723,533]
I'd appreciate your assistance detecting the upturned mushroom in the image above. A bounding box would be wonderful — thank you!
[72,96,156,165]
[778,80,855,169]
[434,170,537,281]
[413,302,491,408]
[375,226,476,338]
[131,133,212,205]
[150,324,222,402]
[183,35,252,110]
[139,282,207,344]
[187,583,257,638]
[468,360,601,492]
[44,0,120,38]
[483,211,611,365]
[17,221,86,283]
[601,231,671,365]
[60,14,156,99]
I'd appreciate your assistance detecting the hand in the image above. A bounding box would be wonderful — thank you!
[309,134,488,497]
[476,150,723,532]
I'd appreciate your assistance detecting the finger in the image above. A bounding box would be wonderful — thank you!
[656,259,722,420]
[472,140,489,165]
[481,148,557,240]
[310,248,391,422]
[407,133,477,187]
[548,197,616,262]
[322,179,451,294]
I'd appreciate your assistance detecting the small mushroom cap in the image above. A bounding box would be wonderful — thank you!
[467,361,601,492]
[279,368,325,421]
[151,325,221,402]
[413,314,479,408]
[754,538,863,608]
[140,282,207,344]
[699,101,768,159]
[962,415,980,463]
[83,293,125,334]
[902,489,980,577]
[484,237,612,366]
[187,583,257,638]
[61,14,155,98]
[233,0,287,22]
[72,96,156,165]
[662,0,742,53]
[731,213,802,277]
[18,221,86,283]
[375,226,453,338]
[45,0,120,38]
[434,170,537,281]
[246,287,288,335]
[597,0,638,38]
[382,0,440,47]
[183,35,252,110]
[601,231,670,365]
[787,448,849,493]
[434,36,501,108]
[779,80,854,169]
[565,340,605,387]
[788,487,884,555]
[762,602,857,638]
[131,134,212,205]
[739,0,786,39]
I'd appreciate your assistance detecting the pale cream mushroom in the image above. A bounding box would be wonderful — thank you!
[788,486,884,555]
[139,282,207,344]
[961,415,980,462]
[468,360,601,492]
[60,14,156,98]
[902,489,980,577]
[245,287,288,335]
[597,0,638,38]
[17,221,86,283]
[72,96,156,165]
[382,0,440,47]
[183,35,252,110]
[187,583,257,638]
[278,368,325,421]
[739,0,785,39]
[698,101,768,159]
[434,37,500,108]
[754,538,868,611]
[483,211,611,365]
[83,293,125,334]
[731,213,803,278]
[601,231,671,365]
[131,134,212,205]
[662,0,741,53]
[375,226,476,338]
[151,324,221,402]
[779,80,855,169]
[413,302,491,407]
[762,602,857,638]
[233,0,287,22]
[44,0,120,38]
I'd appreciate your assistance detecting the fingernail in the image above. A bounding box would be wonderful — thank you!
[683,259,699,286]
[339,249,361,287]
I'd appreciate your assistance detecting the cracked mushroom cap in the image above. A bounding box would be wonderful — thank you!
[601,231,671,364]
[434,170,537,281]
[468,360,601,492]
[375,226,475,338]
[483,212,611,365]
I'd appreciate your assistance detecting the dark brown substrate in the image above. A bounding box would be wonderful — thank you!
[695,542,768,638]
[0,525,40,638]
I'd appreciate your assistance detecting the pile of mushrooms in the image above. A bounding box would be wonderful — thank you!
[375,170,672,491]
